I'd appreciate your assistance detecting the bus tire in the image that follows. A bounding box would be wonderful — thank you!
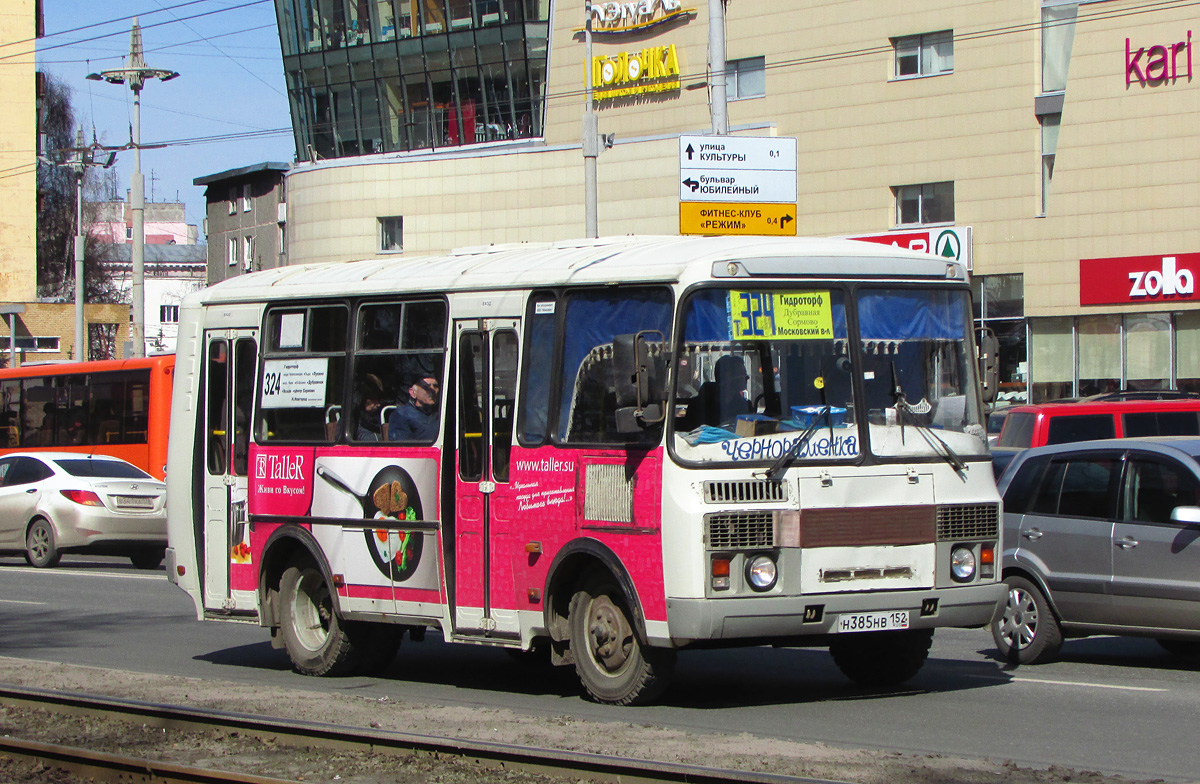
[830,628,933,688]
[349,622,402,675]
[25,519,61,569]
[129,547,165,570]
[279,564,360,676]
[568,575,675,705]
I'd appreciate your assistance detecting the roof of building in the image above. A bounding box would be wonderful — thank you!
[193,162,291,187]
[102,243,207,266]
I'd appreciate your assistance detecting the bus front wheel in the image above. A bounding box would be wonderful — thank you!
[279,564,359,676]
[830,628,933,688]
[568,575,675,705]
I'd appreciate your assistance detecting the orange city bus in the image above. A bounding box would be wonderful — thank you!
[165,236,1004,705]
[0,355,175,480]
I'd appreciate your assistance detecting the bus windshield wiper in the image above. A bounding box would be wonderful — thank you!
[893,399,968,478]
[759,405,829,482]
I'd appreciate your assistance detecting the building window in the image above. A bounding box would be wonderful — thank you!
[228,187,237,215]
[10,336,61,353]
[1040,113,1060,215]
[125,225,132,240]
[243,236,255,271]
[242,183,252,212]
[726,56,766,100]
[973,274,1027,406]
[160,304,180,323]
[228,237,240,267]
[1041,3,1077,93]
[893,31,953,78]
[379,216,403,252]
[895,182,954,225]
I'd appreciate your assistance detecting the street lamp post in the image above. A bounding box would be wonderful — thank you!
[87,18,177,359]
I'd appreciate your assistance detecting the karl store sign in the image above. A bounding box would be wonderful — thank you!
[1126,31,1192,85]
[1079,253,1197,306]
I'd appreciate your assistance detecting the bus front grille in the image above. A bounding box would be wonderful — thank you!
[936,503,1000,541]
[706,511,775,549]
[704,479,787,504]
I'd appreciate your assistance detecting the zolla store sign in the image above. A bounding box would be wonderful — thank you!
[590,44,681,98]
[588,0,689,35]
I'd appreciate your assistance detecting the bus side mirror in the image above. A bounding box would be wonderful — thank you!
[978,328,999,405]
[613,331,667,432]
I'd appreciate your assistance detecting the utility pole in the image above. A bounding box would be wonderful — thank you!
[582,1,599,238]
[42,129,116,361]
[708,0,728,135]
[87,19,178,359]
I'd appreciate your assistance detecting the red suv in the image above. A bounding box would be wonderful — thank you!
[992,392,1200,478]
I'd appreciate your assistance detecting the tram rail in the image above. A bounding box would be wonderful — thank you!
[0,684,846,784]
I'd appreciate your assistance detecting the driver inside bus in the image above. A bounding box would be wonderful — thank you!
[686,354,752,429]
[387,374,440,441]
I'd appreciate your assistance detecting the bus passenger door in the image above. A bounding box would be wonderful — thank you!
[452,319,520,637]
[201,330,259,615]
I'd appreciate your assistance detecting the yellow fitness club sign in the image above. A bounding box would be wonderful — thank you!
[729,291,834,341]
[591,44,681,98]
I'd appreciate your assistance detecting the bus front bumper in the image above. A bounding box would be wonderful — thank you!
[663,583,1005,646]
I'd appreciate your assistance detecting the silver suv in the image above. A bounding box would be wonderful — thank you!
[993,437,1200,663]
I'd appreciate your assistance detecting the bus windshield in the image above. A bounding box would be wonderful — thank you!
[671,286,987,465]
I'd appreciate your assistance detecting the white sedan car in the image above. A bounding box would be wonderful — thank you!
[0,452,166,569]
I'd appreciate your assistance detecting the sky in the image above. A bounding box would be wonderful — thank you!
[37,0,295,241]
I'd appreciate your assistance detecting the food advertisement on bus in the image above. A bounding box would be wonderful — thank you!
[248,447,441,592]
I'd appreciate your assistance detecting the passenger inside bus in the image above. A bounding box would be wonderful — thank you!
[681,354,753,430]
[387,375,440,441]
[354,373,385,441]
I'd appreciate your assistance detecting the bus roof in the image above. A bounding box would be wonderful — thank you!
[0,354,174,379]
[191,235,964,306]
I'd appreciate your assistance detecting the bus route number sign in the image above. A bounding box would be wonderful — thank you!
[729,291,834,341]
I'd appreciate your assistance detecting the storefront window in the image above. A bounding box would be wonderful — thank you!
[1030,317,1072,403]
[1125,314,1170,391]
[973,274,1026,405]
[1178,312,1200,394]
[1078,315,1120,396]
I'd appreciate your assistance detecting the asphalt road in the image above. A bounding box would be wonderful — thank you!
[2,555,1198,782]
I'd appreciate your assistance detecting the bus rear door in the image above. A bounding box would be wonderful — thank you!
[452,318,520,638]
[202,330,258,615]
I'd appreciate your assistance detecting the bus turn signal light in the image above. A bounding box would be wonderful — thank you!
[711,557,731,591]
[980,543,995,579]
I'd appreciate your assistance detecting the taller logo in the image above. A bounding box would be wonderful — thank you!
[256,453,306,481]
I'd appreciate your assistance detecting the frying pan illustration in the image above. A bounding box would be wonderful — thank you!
[316,463,424,582]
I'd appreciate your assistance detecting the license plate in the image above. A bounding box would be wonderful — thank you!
[836,610,910,633]
[114,495,155,509]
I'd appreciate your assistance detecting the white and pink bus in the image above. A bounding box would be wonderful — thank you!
[166,235,1004,705]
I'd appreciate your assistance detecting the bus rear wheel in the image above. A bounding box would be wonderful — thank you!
[830,628,934,688]
[568,575,674,705]
[279,564,359,676]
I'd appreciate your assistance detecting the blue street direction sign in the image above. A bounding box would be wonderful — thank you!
[679,135,798,204]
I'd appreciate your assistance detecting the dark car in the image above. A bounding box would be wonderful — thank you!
[991,437,1200,663]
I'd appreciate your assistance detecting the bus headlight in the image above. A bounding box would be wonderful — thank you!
[950,546,976,582]
[745,554,778,592]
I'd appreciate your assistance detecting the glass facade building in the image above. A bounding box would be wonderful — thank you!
[275,0,551,159]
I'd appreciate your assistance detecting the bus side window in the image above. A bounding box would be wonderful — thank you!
[259,305,348,443]
[518,292,556,446]
[557,287,672,444]
[207,340,230,475]
[232,338,257,476]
